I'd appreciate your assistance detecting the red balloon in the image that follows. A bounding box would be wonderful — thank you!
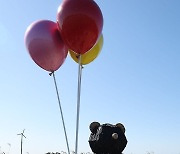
[25,20,68,72]
[57,0,103,54]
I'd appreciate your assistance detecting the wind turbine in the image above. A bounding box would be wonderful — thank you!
[17,129,26,154]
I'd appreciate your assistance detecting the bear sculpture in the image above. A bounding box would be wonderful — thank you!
[88,122,127,154]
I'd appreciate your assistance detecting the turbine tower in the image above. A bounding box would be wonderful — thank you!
[17,129,26,154]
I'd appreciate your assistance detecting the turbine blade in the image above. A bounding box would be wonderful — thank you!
[22,134,26,138]
[23,129,25,133]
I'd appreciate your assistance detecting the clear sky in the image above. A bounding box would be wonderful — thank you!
[0,0,180,154]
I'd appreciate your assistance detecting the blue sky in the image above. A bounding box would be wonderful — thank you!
[0,0,180,154]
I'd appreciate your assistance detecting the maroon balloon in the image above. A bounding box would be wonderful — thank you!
[57,0,103,54]
[25,20,68,72]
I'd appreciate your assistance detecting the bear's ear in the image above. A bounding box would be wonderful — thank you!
[89,122,100,133]
[116,123,126,133]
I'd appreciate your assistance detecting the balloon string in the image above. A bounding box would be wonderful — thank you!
[50,72,70,154]
[75,55,83,154]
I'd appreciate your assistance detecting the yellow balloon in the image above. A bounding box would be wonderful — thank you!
[69,35,103,65]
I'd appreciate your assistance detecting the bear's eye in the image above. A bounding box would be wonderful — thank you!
[89,121,100,133]
[112,133,118,139]
[116,123,126,133]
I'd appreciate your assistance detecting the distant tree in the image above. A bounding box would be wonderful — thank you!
[45,151,92,154]
[146,152,154,154]
[71,151,75,154]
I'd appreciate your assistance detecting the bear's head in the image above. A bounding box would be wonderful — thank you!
[88,122,127,154]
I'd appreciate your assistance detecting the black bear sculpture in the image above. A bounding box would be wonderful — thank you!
[88,122,127,154]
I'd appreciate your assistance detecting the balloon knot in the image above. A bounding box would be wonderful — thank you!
[76,54,81,59]
[76,55,79,59]
[49,72,54,76]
